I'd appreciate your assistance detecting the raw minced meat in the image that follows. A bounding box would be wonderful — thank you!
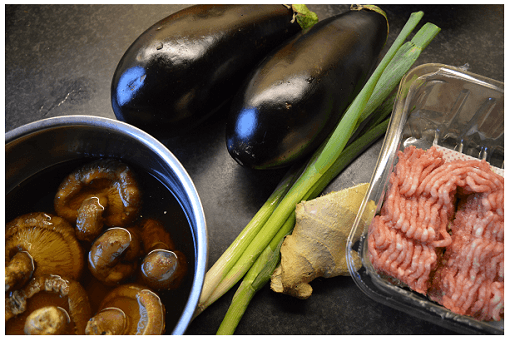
[368,145,504,321]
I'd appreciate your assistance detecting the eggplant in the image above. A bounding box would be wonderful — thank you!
[111,4,317,136]
[226,6,388,170]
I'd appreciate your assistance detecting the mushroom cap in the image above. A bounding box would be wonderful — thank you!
[54,159,141,228]
[5,212,85,282]
[139,218,175,252]
[85,307,127,335]
[75,196,107,242]
[5,274,92,335]
[88,283,165,335]
[140,249,188,291]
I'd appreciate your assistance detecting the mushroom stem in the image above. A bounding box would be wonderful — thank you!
[5,274,92,335]
[85,307,128,335]
[54,159,141,232]
[5,212,85,283]
[137,219,188,291]
[88,227,142,285]
[76,195,108,242]
[140,249,188,290]
[24,306,71,335]
[5,251,34,292]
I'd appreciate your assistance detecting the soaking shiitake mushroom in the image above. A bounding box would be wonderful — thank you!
[138,218,188,290]
[140,249,188,290]
[54,159,142,242]
[6,158,193,334]
[5,274,92,335]
[88,227,143,286]
[86,284,165,335]
[5,212,85,291]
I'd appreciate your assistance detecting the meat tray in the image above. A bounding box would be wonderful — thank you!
[346,63,504,334]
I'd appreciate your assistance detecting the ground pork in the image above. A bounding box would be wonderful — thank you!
[368,145,504,321]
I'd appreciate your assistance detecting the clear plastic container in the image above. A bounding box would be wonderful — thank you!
[346,63,504,334]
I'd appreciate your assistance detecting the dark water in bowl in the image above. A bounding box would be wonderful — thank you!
[5,158,195,334]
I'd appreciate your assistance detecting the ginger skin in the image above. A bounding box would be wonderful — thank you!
[270,183,375,299]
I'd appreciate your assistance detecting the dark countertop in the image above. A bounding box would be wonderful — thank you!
[5,4,504,335]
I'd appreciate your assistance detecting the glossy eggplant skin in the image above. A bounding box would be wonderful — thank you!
[226,8,388,170]
[111,5,303,136]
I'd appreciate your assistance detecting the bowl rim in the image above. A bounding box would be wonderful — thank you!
[5,115,208,335]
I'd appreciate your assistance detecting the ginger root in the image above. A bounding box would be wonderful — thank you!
[270,183,375,299]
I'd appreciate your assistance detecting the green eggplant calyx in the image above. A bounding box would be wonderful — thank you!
[291,4,319,30]
[351,4,389,41]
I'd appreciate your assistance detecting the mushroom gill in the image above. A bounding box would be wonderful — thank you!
[54,159,142,242]
[5,274,92,335]
[85,284,165,335]
[5,212,84,291]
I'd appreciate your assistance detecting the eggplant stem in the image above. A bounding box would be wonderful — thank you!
[350,4,389,39]
[291,4,319,30]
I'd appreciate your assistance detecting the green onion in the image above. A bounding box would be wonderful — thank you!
[208,113,392,331]
[216,237,285,335]
[357,22,441,126]
[215,114,391,334]
[195,10,441,332]
[196,161,304,314]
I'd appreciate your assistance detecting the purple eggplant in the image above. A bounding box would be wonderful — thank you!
[111,5,316,136]
[226,6,388,169]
